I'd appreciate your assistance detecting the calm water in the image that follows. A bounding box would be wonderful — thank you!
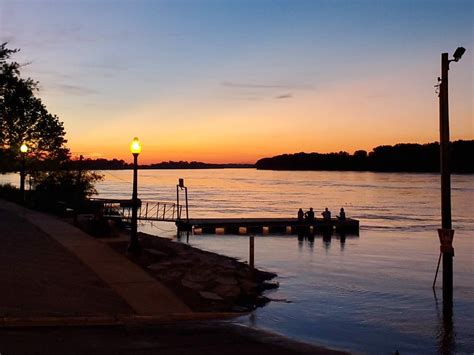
[2,169,473,354]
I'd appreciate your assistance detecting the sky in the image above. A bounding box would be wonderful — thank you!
[0,0,472,164]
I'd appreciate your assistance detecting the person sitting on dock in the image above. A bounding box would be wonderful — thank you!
[338,208,346,221]
[322,208,331,220]
[305,208,315,221]
[297,208,304,221]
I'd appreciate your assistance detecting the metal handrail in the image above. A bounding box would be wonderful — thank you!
[100,200,183,222]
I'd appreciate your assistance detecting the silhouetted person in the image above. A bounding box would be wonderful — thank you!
[297,208,304,221]
[305,208,315,221]
[322,207,331,220]
[338,207,346,221]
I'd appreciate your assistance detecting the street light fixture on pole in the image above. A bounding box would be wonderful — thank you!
[19,143,28,202]
[128,137,142,253]
[438,46,465,306]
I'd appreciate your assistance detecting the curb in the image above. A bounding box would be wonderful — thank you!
[0,312,244,328]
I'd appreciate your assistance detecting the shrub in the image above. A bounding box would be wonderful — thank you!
[31,170,103,212]
[0,183,22,202]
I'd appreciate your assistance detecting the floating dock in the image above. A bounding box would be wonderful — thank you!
[176,217,359,235]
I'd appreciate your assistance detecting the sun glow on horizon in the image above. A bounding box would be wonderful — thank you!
[64,69,473,164]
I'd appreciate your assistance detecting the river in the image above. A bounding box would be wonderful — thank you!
[2,169,473,354]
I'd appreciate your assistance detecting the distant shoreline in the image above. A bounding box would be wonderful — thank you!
[2,167,474,175]
[69,139,474,174]
[101,167,473,174]
[1,140,472,174]
[256,140,473,174]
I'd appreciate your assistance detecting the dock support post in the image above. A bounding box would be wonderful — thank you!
[249,235,255,270]
[176,185,180,219]
[185,186,189,223]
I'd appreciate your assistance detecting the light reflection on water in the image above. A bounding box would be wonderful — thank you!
[1,169,473,353]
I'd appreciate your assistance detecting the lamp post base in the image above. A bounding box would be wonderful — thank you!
[127,238,141,254]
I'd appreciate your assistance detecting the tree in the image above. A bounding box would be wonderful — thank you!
[353,150,368,159]
[0,42,69,170]
[32,169,103,211]
[0,43,103,210]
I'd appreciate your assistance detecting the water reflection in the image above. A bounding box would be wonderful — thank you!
[296,231,357,252]
[323,232,331,251]
[339,232,346,251]
[435,299,456,354]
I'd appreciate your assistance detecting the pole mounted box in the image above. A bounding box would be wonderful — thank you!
[438,228,455,254]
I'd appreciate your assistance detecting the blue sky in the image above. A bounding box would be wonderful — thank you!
[1,0,472,162]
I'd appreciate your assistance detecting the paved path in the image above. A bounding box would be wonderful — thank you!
[0,207,132,317]
[0,321,347,354]
[0,199,190,318]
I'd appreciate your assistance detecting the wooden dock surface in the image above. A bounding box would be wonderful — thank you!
[176,217,359,234]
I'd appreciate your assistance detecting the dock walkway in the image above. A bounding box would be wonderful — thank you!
[177,217,359,234]
[90,198,360,235]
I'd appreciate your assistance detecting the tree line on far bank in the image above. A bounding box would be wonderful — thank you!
[65,159,253,170]
[9,141,472,173]
[255,140,473,173]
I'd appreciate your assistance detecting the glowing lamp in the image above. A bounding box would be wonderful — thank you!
[20,144,28,154]
[130,137,142,155]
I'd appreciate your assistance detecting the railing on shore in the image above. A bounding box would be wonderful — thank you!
[90,198,183,222]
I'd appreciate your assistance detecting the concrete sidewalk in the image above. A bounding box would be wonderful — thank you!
[0,199,190,321]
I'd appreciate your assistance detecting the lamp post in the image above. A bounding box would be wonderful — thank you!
[438,46,465,306]
[128,137,142,253]
[19,143,28,202]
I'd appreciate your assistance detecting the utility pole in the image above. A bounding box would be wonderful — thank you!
[439,52,453,306]
[437,47,465,306]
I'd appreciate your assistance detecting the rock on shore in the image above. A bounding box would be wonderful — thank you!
[110,233,278,313]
